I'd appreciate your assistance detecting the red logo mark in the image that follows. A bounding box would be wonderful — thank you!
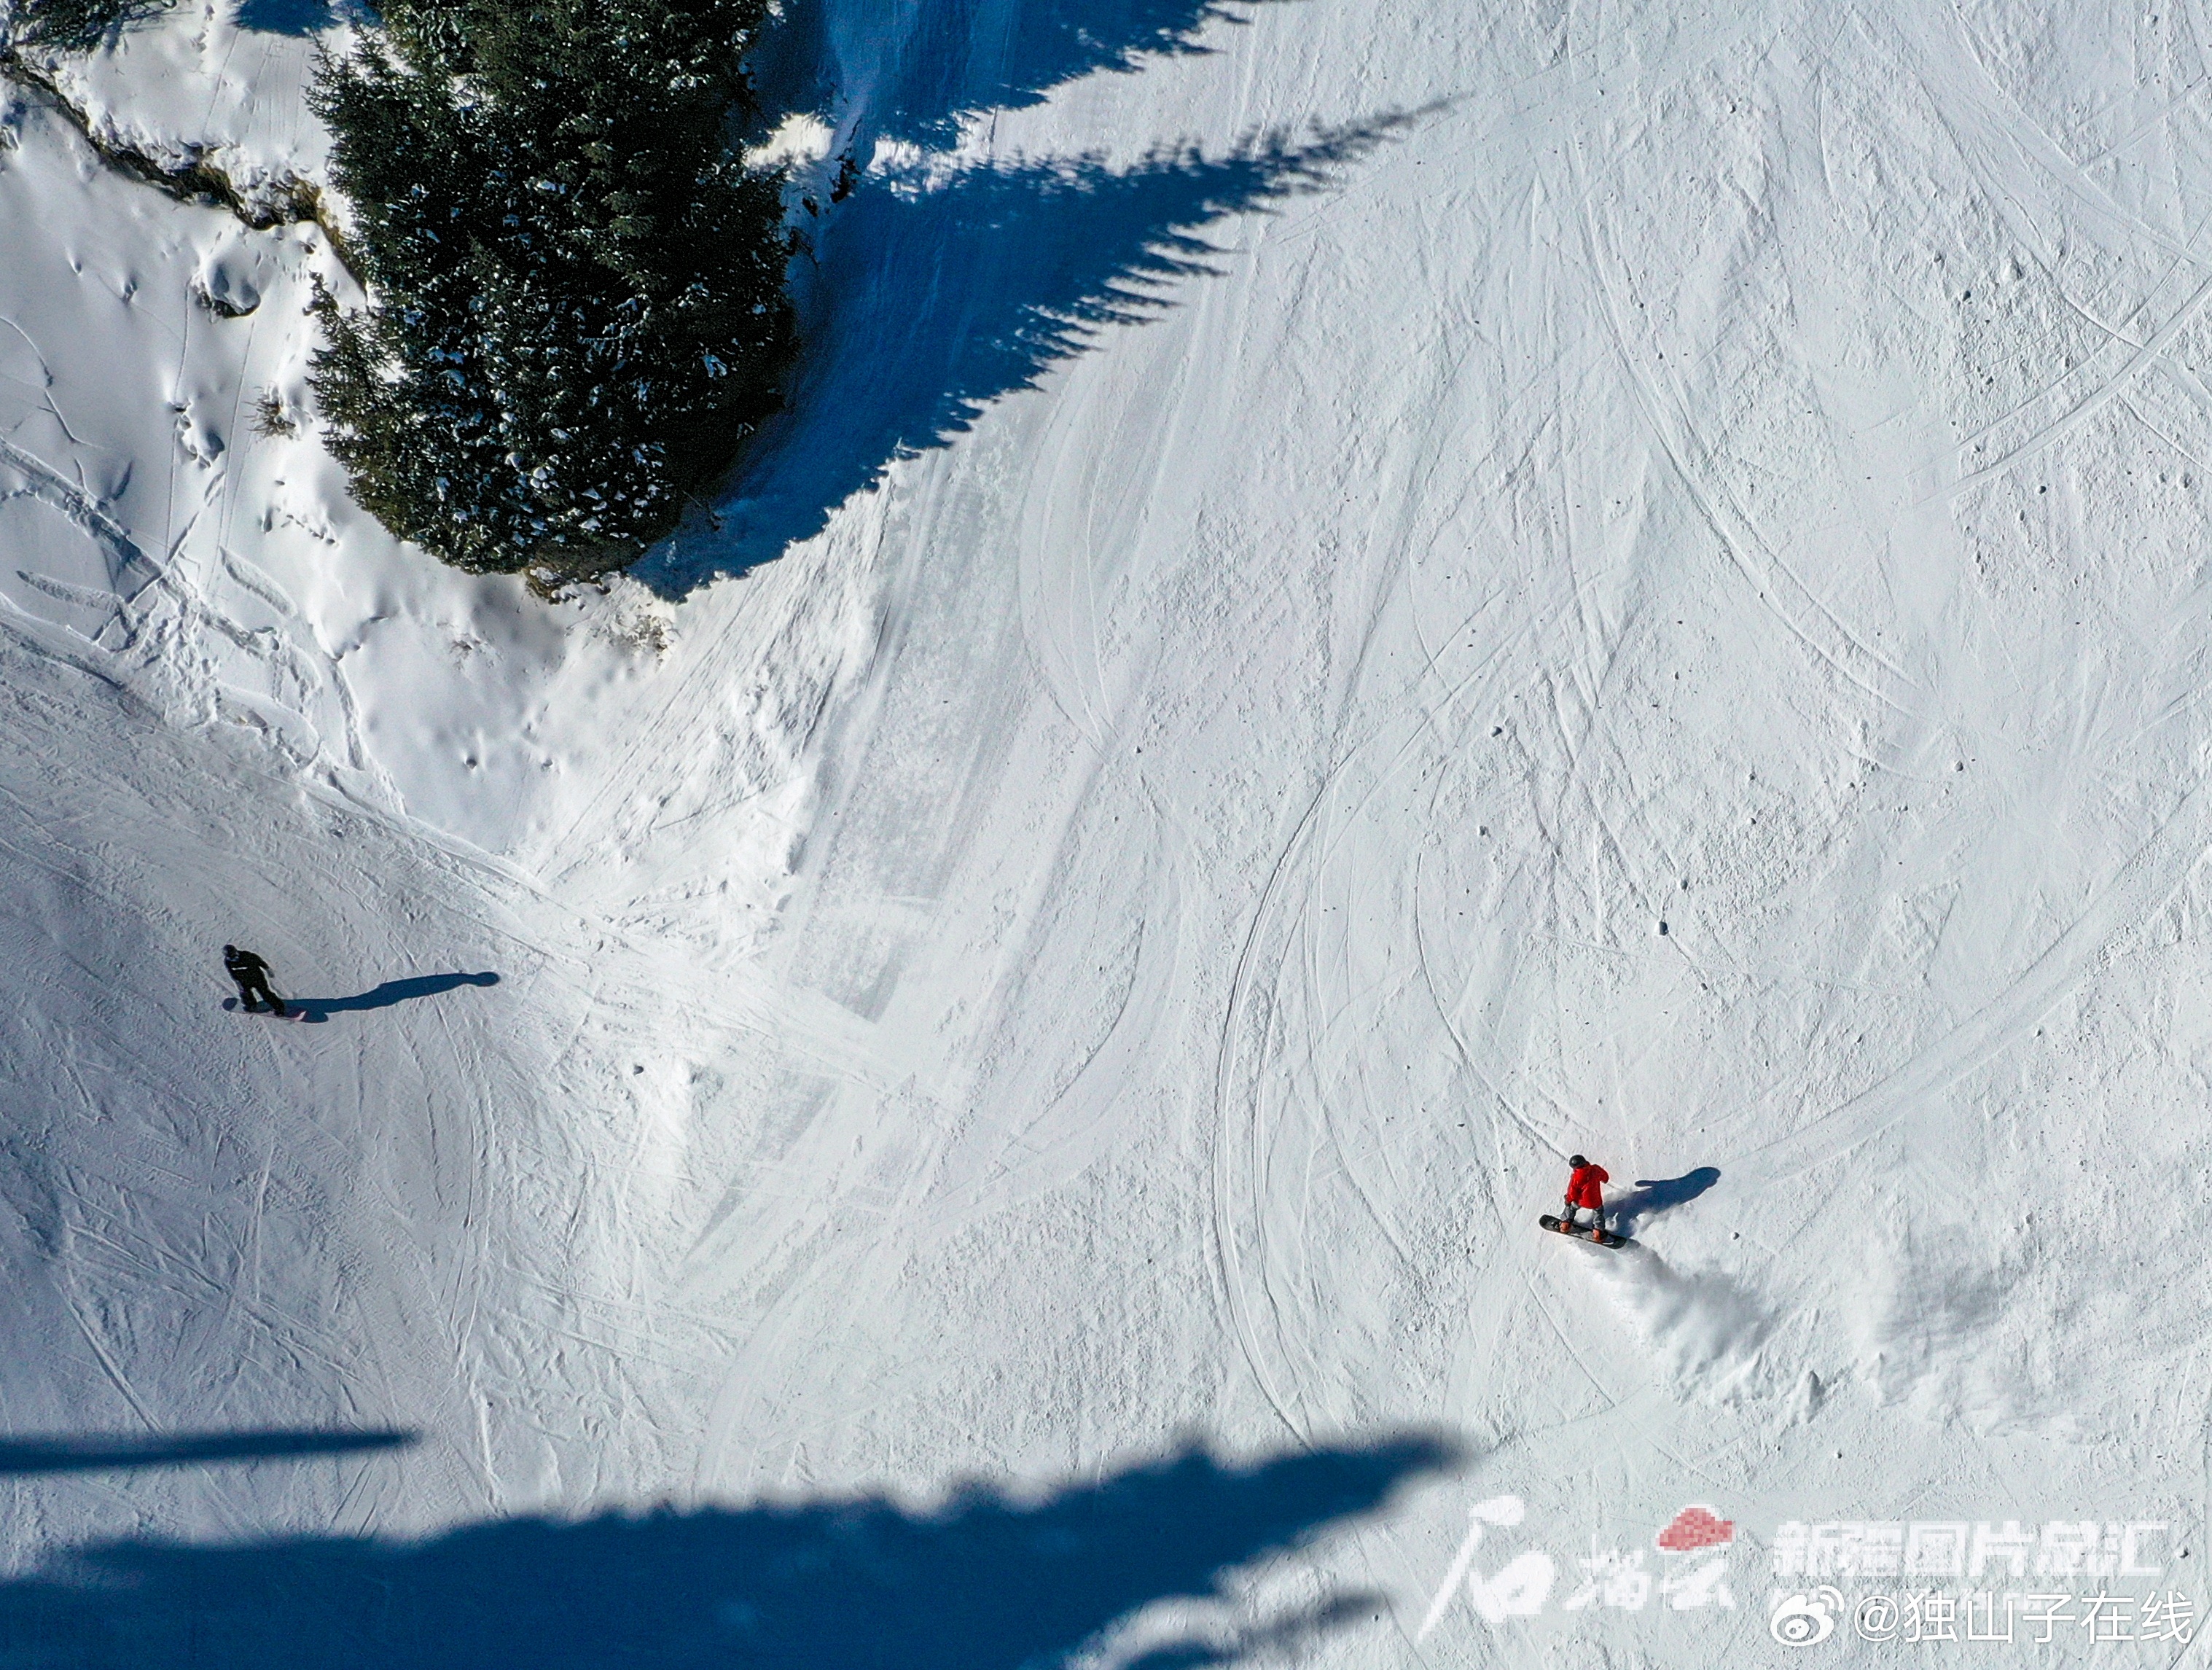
[1656,1505,1735,1551]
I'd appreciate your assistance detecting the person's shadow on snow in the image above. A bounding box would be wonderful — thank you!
[1606,1168,1721,1238]
[0,1435,1451,1669]
[641,0,1420,588]
[287,971,500,1023]
[219,972,500,1023]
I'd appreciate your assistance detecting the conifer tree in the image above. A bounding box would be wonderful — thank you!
[4,0,168,51]
[309,0,794,582]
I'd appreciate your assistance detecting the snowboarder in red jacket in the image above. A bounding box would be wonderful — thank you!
[1563,1155,1609,1241]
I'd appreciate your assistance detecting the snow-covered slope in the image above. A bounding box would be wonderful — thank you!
[4,0,2212,1662]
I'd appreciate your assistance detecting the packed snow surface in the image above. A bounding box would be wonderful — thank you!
[2,0,2211,1662]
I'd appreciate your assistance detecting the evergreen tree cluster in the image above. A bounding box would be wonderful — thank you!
[4,0,168,52]
[309,0,795,582]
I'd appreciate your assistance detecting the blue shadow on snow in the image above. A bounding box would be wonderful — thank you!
[230,0,330,34]
[642,118,1408,590]
[0,1429,414,1475]
[0,1435,1453,1668]
[833,0,1290,148]
[229,0,376,34]
[640,0,1415,589]
[738,0,1293,155]
[1605,1168,1721,1238]
[288,970,500,1022]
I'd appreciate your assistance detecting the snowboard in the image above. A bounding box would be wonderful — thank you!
[223,997,302,1020]
[1539,1214,1628,1249]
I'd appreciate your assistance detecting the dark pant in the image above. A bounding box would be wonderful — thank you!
[1563,1200,1603,1236]
[233,973,286,1015]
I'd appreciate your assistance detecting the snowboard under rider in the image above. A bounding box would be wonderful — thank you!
[223,945,287,1016]
[1563,1155,1609,1241]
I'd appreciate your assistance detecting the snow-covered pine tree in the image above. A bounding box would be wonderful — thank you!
[308,0,794,583]
[3,0,169,51]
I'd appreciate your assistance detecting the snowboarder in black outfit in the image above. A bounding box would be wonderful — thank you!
[223,945,288,1015]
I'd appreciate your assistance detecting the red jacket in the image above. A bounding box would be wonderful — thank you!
[1566,1163,1609,1209]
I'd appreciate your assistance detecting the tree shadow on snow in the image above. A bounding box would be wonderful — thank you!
[228,0,376,34]
[640,0,1413,589]
[754,0,1297,150]
[230,0,329,35]
[1605,1167,1721,1238]
[0,1435,1453,1669]
[286,970,500,1022]
[644,121,1406,590]
[0,1428,413,1475]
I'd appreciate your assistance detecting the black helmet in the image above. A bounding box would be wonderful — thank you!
[1568,1154,1587,1168]
[222,944,236,956]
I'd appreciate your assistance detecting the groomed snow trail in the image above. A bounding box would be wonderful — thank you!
[5,0,2212,1663]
